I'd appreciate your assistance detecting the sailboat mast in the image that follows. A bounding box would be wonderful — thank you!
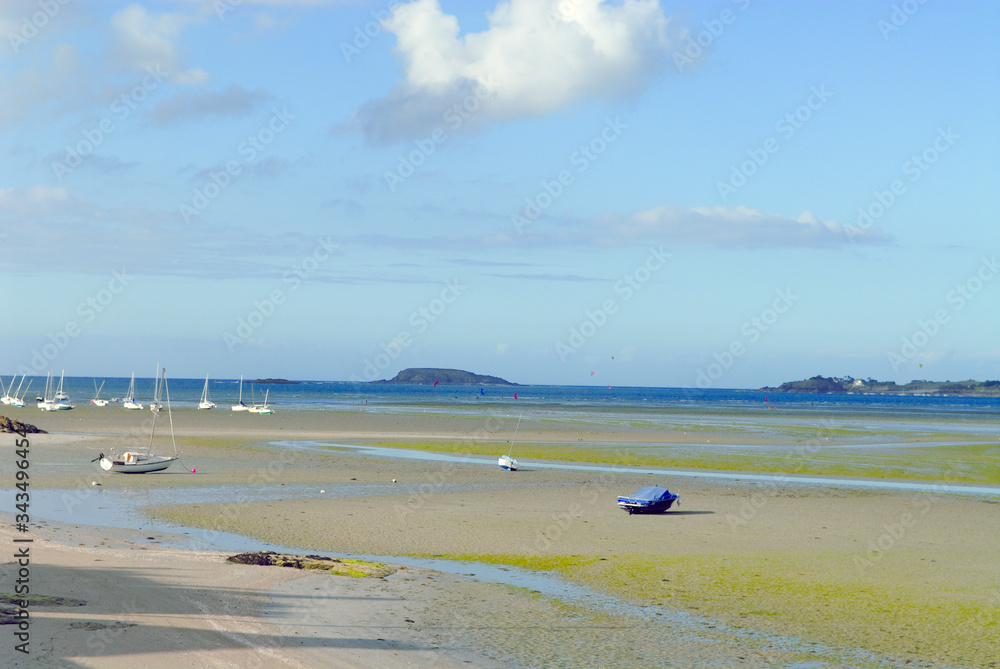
[508,414,522,457]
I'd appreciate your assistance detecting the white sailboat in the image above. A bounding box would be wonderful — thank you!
[93,367,179,473]
[498,415,521,471]
[231,375,250,411]
[0,375,16,405]
[39,372,73,411]
[148,364,165,413]
[198,375,216,409]
[11,378,31,408]
[123,372,143,410]
[90,380,110,407]
[54,369,70,402]
[248,388,273,414]
[35,373,49,409]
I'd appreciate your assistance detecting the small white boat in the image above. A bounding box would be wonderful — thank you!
[123,372,143,410]
[231,375,250,411]
[90,379,110,407]
[198,374,216,409]
[498,415,521,471]
[94,367,179,474]
[248,388,273,414]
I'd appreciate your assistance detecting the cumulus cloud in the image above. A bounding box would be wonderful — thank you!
[111,3,208,85]
[153,85,272,124]
[350,0,677,142]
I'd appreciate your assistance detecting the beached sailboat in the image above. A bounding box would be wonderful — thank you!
[11,378,31,408]
[498,415,521,471]
[123,372,143,410]
[93,367,179,473]
[198,375,216,409]
[248,388,273,414]
[54,369,70,402]
[39,372,73,411]
[231,375,250,411]
[148,364,164,413]
[90,380,110,407]
[0,375,19,405]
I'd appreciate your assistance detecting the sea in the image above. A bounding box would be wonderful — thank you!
[16,375,1000,420]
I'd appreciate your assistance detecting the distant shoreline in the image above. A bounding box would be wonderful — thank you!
[761,375,1000,396]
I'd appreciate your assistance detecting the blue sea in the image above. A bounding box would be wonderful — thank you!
[15,375,1000,419]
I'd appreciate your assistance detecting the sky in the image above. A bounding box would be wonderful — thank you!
[1,0,998,388]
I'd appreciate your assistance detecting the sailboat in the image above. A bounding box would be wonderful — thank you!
[123,372,143,410]
[93,367,179,473]
[54,369,70,402]
[39,372,73,411]
[231,375,249,411]
[11,378,31,408]
[0,375,17,405]
[148,364,165,413]
[198,375,216,409]
[90,380,110,407]
[498,415,521,471]
[248,388,273,414]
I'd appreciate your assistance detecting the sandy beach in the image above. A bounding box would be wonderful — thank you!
[3,404,999,667]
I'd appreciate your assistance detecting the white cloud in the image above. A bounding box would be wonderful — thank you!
[342,203,890,250]
[0,185,81,216]
[352,0,676,142]
[590,205,890,248]
[111,3,208,85]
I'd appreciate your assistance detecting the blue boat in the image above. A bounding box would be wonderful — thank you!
[617,486,679,514]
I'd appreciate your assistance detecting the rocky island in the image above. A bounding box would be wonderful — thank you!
[375,368,516,385]
[761,375,1000,396]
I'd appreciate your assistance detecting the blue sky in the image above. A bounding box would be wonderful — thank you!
[2,0,998,387]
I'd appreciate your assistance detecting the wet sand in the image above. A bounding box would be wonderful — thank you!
[2,405,999,667]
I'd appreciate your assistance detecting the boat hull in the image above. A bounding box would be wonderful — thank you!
[617,486,679,514]
[617,497,678,514]
[498,455,518,471]
[99,454,177,474]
